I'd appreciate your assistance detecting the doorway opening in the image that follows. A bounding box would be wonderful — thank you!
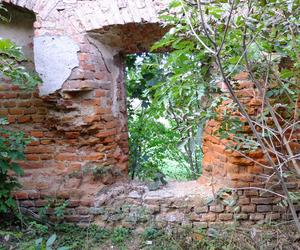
[125,53,203,182]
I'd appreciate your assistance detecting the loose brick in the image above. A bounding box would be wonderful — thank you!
[257,205,272,212]
[251,197,274,204]
[199,213,216,222]
[241,205,256,213]
[249,213,265,221]
[238,197,250,205]
[218,213,233,221]
[234,213,248,220]
[210,205,224,213]
[265,213,281,221]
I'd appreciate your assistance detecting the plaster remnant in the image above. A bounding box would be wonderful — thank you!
[34,35,80,96]
[87,37,121,117]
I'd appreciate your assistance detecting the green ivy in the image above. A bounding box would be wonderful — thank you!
[0,3,41,214]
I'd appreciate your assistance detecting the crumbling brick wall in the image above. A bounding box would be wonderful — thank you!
[0,0,169,206]
[0,0,299,226]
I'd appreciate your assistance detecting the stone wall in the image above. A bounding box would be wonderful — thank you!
[16,181,300,228]
[0,0,299,227]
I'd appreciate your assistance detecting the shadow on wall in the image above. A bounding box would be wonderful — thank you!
[0,4,35,70]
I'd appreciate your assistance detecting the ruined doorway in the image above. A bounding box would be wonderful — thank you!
[125,53,203,182]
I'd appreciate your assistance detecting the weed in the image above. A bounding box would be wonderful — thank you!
[112,227,130,246]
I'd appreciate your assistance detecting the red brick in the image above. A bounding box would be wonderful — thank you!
[28,140,40,146]
[24,108,36,115]
[238,197,250,205]
[18,101,32,107]
[81,153,104,161]
[233,213,248,220]
[249,213,264,221]
[0,92,18,99]
[0,109,8,116]
[244,190,259,196]
[28,191,40,199]
[56,153,78,161]
[26,154,40,161]
[37,108,47,115]
[95,107,111,114]
[248,165,263,174]
[257,205,272,212]
[20,200,35,207]
[31,131,44,138]
[0,84,11,91]
[25,146,54,154]
[17,116,31,123]
[210,205,224,213]
[19,92,32,99]
[80,199,94,207]
[18,161,43,169]
[65,132,80,139]
[40,154,53,160]
[251,197,274,204]
[241,205,256,213]
[32,115,44,122]
[41,140,52,145]
[95,89,108,97]
[35,199,49,207]
[8,108,23,115]
[265,213,281,220]
[68,200,81,207]
[218,213,233,221]
[83,115,99,123]
[3,101,16,108]
[12,191,29,200]
[199,213,216,222]
[96,129,117,138]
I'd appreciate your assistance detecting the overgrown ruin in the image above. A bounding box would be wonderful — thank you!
[0,0,299,229]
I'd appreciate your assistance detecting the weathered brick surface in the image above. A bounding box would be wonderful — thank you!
[1,0,299,227]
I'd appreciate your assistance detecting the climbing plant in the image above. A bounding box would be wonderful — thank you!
[0,4,41,214]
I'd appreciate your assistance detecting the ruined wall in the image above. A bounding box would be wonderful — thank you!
[0,0,169,207]
[0,0,299,227]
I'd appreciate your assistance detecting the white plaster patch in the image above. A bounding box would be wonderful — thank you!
[34,36,80,96]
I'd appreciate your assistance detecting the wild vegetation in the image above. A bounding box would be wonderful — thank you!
[127,0,300,233]
[0,5,41,215]
[1,217,299,250]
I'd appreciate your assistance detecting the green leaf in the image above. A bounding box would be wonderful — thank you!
[46,234,57,247]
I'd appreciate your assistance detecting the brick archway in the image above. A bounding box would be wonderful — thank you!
[1,0,299,226]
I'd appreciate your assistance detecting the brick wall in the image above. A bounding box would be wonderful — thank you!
[1,0,299,227]
[201,72,299,190]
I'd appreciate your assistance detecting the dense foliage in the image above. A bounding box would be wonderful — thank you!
[125,47,223,180]
[154,0,300,230]
[126,54,193,180]
[126,0,300,231]
[0,4,40,214]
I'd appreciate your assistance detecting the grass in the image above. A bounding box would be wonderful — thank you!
[0,216,299,249]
